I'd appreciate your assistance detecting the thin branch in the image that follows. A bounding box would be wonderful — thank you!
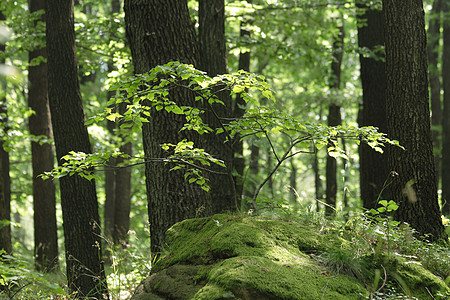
[255,119,280,163]
[252,142,296,206]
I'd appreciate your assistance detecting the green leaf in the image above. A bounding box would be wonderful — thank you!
[379,200,388,207]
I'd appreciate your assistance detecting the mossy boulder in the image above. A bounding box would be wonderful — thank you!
[131,214,450,300]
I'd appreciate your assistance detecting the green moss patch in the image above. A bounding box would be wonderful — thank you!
[131,214,450,300]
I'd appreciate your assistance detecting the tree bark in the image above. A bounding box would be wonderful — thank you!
[0,9,11,255]
[28,0,59,272]
[428,0,443,189]
[383,0,446,239]
[104,0,130,249]
[124,0,213,254]
[356,3,389,210]
[198,0,236,212]
[441,0,450,215]
[112,102,132,246]
[233,3,252,201]
[325,25,344,216]
[46,0,108,297]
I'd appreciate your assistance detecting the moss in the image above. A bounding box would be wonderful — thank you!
[140,265,206,299]
[391,257,450,298]
[202,256,367,299]
[132,214,450,300]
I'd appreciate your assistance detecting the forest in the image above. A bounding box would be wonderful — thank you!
[0,0,450,299]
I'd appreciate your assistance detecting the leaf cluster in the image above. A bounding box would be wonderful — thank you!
[56,62,398,198]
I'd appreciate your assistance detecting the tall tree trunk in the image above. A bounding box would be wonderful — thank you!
[0,9,11,255]
[28,0,59,272]
[198,0,236,212]
[428,0,443,188]
[325,25,344,216]
[356,4,388,210]
[442,0,450,215]
[124,0,213,254]
[383,0,446,239]
[112,101,132,246]
[46,0,108,297]
[232,1,252,201]
[104,0,123,247]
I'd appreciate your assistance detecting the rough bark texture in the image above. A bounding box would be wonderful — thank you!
[325,104,341,215]
[46,0,108,297]
[198,0,236,212]
[124,0,213,254]
[28,0,59,272]
[104,0,131,248]
[0,9,11,255]
[428,0,442,189]
[325,25,344,216]
[112,102,132,245]
[383,0,445,238]
[441,0,450,215]
[356,4,388,210]
[233,7,252,201]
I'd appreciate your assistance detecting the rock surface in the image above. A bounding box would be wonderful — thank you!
[131,213,450,300]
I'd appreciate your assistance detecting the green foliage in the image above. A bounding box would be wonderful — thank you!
[0,250,67,299]
[53,61,397,201]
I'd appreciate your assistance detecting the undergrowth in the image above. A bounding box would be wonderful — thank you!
[0,229,151,299]
[1,197,449,299]
[255,195,450,299]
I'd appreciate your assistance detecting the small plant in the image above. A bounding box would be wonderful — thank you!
[367,199,400,256]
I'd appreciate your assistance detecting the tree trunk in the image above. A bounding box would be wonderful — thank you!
[246,143,260,203]
[46,0,108,297]
[313,149,323,212]
[289,160,297,207]
[383,0,446,239]
[441,0,450,215]
[124,0,213,254]
[198,0,236,212]
[112,101,132,246]
[356,4,389,210]
[0,9,11,255]
[232,1,252,202]
[104,0,128,249]
[428,0,443,189]
[28,0,59,272]
[325,104,341,215]
[325,25,344,216]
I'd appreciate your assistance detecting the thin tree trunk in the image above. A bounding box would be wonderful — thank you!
[313,149,323,212]
[441,0,450,215]
[246,143,260,204]
[232,2,252,201]
[0,9,11,255]
[325,24,344,215]
[428,0,443,188]
[104,0,122,247]
[112,101,132,246]
[289,160,297,207]
[28,0,59,272]
[46,0,108,297]
[356,3,389,210]
[383,0,446,239]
